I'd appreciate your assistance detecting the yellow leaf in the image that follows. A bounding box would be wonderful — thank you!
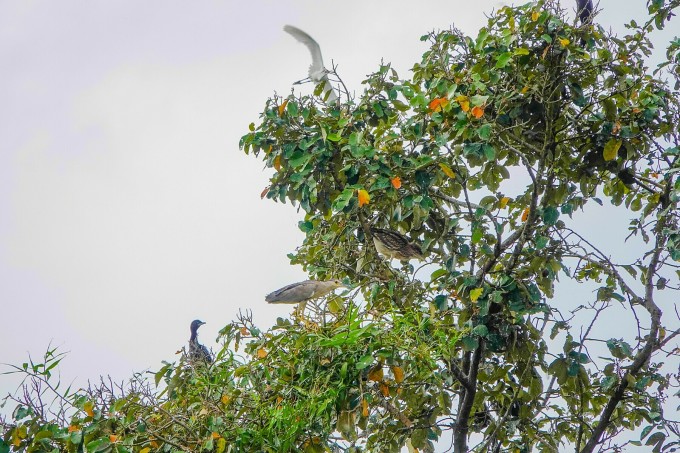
[439,162,456,178]
[357,189,370,207]
[84,401,94,417]
[256,348,268,358]
[140,448,151,453]
[273,155,282,171]
[603,138,622,161]
[109,435,118,443]
[361,399,369,417]
[428,96,449,113]
[367,365,383,382]
[531,10,539,21]
[221,394,231,405]
[391,176,402,189]
[455,95,470,112]
[216,438,227,453]
[471,105,485,119]
[278,99,289,117]
[558,38,570,47]
[470,288,483,302]
[392,366,405,383]
[521,86,529,94]
[521,208,530,222]
[379,382,390,397]
[499,197,511,209]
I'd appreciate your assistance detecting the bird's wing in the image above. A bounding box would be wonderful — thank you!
[283,25,326,80]
[371,228,410,249]
[266,280,315,303]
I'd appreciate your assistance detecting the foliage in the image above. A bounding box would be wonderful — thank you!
[3,1,680,452]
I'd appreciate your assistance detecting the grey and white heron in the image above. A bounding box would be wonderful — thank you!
[283,25,339,104]
[266,279,346,304]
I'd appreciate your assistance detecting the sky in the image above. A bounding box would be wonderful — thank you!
[1,0,677,445]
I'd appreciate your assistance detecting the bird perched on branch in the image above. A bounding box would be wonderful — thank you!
[266,279,346,304]
[370,227,424,262]
[188,320,212,365]
[283,25,339,104]
[576,0,594,24]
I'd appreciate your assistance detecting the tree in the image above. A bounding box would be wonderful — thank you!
[3,1,680,452]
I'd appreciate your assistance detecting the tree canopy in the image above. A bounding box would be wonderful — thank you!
[3,1,680,452]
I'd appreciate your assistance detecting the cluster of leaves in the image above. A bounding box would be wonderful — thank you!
[3,1,680,452]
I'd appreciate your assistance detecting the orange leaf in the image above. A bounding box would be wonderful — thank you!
[273,155,281,171]
[455,95,470,112]
[84,401,94,417]
[471,105,485,119]
[109,435,118,443]
[392,366,405,383]
[357,189,370,207]
[276,396,284,405]
[68,425,79,433]
[391,176,402,189]
[379,382,390,397]
[278,99,289,117]
[612,122,621,134]
[428,97,449,113]
[150,440,160,449]
[260,186,270,199]
[499,197,511,209]
[361,399,369,417]
[521,208,530,222]
[439,162,456,178]
[212,432,221,439]
[367,365,384,382]
[240,326,249,336]
[651,172,660,179]
[221,394,231,405]
[256,348,268,358]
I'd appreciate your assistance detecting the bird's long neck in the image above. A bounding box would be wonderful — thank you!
[190,329,198,342]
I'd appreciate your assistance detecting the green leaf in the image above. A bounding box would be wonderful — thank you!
[495,52,513,68]
[603,138,622,161]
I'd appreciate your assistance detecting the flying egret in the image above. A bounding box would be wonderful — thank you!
[283,25,339,104]
[188,320,212,365]
[370,227,424,262]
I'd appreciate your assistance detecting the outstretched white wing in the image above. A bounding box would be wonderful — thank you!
[283,25,339,104]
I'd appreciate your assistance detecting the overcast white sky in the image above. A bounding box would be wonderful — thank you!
[0,1,676,439]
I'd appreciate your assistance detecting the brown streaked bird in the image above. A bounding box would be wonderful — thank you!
[265,279,346,304]
[370,227,424,261]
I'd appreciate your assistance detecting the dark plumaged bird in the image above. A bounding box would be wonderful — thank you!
[265,279,346,304]
[576,0,594,24]
[283,25,339,105]
[370,227,424,262]
[189,320,212,365]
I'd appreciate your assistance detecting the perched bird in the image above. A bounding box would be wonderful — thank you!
[188,320,212,365]
[283,25,339,104]
[266,279,346,304]
[370,227,424,262]
[576,0,594,24]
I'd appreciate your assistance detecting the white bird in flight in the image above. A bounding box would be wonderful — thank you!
[283,25,339,104]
